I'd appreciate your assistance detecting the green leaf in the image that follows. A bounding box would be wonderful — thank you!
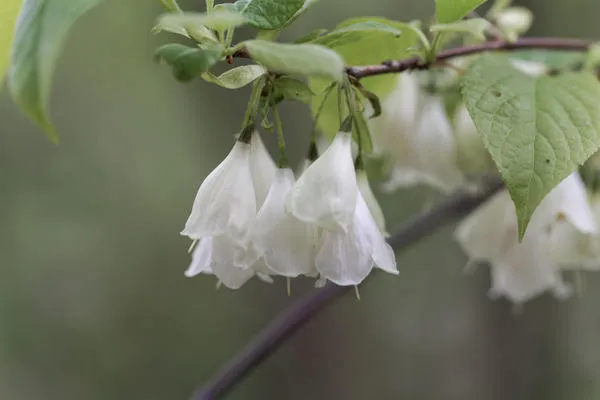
[435,0,488,23]
[240,0,305,30]
[310,20,403,48]
[430,18,491,41]
[155,10,246,34]
[272,76,314,104]
[8,0,102,142]
[294,28,327,44]
[202,65,265,89]
[461,54,600,238]
[309,17,420,139]
[0,0,21,84]
[155,43,222,81]
[243,40,344,81]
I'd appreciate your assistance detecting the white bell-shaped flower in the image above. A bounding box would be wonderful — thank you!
[384,95,465,192]
[455,173,594,303]
[315,190,398,286]
[288,131,357,232]
[252,168,316,277]
[181,139,256,242]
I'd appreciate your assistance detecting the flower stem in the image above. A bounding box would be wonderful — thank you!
[272,106,289,168]
[241,78,265,130]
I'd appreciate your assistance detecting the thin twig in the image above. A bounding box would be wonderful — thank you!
[346,37,590,79]
[233,37,590,80]
[190,175,504,400]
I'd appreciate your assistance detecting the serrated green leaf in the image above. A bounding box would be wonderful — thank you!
[241,0,304,30]
[272,76,314,104]
[0,0,22,85]
[430,18,491,41]
[243,40,344,81]
[309,17,420,140]
[8,0,102,142]
[156,10,246,34]
[435,0,488,23]
[202,65,265,89]
[155,43,221,81]
[461,54,600,238]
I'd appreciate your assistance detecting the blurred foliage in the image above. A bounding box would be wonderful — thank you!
[1,0,600,399]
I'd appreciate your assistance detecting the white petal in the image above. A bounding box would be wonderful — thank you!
[250,132,277,207]
[254,169,315,277]
[354,193,397,274]
[212,259,254,289]
[185,238,213,277]
[181,141,256,242]
[356,170,386,233]
[288,131,357,232]
[454,190,517,261]
[316,227,373,286]
[530,173,596,234]
[315,192,397,285]
[489,236,571,303]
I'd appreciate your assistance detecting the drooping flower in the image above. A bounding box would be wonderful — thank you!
[288,130,357,232]
[252,168,316,277]
[455,173,596,303]
[181,139,256,242]
[181,130,278,289]
[315,189,398,285]
[384,94,465,192]
[368,74,464,193]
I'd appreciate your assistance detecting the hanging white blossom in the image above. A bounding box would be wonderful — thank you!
[455,173,596,303]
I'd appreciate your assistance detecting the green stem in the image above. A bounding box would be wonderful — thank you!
[344,86,362,158]
[310,82,336,143]
[206,0,214,13]
[272,107,289,168]
[241,78,265,130]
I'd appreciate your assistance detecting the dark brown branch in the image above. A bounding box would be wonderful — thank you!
[190,175,504,400]
[346,37,590,79]
[234,37,590,80]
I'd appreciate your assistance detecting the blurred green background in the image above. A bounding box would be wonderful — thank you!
[2,0,600,399]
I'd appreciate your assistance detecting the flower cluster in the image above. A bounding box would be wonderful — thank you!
[181,126,397,289]
[369,65,600,304]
